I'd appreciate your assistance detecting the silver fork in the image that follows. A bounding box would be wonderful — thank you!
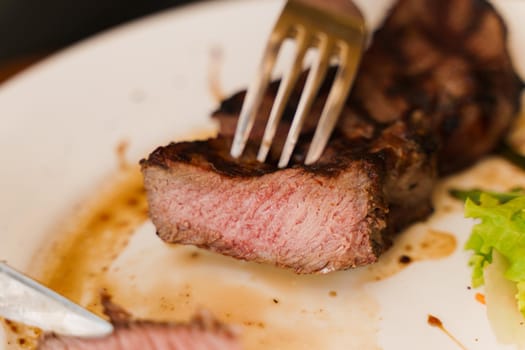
[230,0,366,168]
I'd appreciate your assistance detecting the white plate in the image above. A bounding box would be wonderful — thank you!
[1,0,525,349]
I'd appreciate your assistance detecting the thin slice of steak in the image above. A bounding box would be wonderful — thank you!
[141,0,523,274]
[38,297,241,350]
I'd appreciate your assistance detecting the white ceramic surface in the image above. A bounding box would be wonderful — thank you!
[0,0,524,349]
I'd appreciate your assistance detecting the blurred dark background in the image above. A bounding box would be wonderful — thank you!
[0,0,203,82]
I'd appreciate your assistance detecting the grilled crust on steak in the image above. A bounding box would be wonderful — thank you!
[38,297,240,350]
[141,0,522,274]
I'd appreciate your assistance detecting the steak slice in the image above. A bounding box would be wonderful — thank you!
[143,120,434,273]
[38,297,241,350]
[144,141,388,273]
[141,0,522,274]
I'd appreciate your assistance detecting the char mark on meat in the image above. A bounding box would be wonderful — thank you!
[141,0,522,274]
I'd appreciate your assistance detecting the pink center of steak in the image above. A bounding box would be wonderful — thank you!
[144,159,385,274]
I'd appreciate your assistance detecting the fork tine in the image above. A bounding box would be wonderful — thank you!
[278,36,332,168]
[257,29,310,163]
[230,33,284,158]
[305,43,361,165]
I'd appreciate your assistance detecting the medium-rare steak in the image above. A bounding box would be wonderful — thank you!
[38,297,241,350]
[143,121,433,273]
[141,0,523,273]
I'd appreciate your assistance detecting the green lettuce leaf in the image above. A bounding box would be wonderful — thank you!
[463,191,525,317]
[449,187,525,204]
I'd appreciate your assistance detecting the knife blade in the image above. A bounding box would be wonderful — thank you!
[0,262,113,338]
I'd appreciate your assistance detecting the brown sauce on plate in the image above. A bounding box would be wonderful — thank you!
[35,164,148,312]
[364,226,457,282]
[427,314,467,350]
